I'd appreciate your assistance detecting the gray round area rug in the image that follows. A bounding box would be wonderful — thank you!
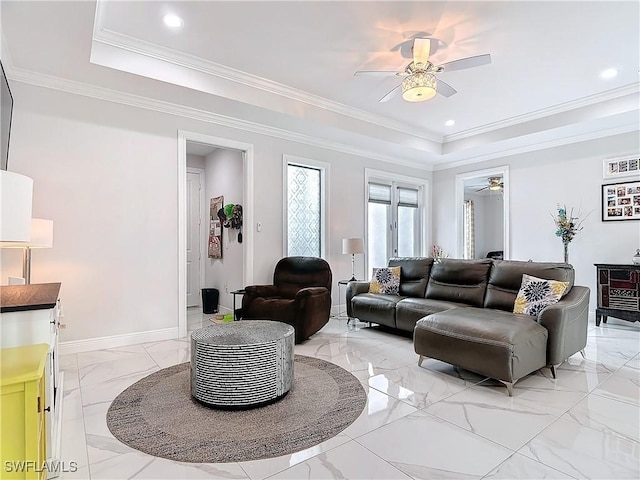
[106,355,367,463]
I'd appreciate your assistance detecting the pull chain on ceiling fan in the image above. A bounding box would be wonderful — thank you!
[354,38,492,103]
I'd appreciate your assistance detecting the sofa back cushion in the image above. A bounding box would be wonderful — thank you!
[425,259,492,306]
[485,260,574,312]
[388,257,434,298]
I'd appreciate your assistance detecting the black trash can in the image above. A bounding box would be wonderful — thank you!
[201,288,219,314]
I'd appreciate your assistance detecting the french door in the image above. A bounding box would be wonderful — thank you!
[367,179,422,274]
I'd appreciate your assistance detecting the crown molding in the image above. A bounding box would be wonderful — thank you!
[444,82,640,143]
[433,122,638,172]
[91,27,443,145]
[7,66,434,172]
[0,30,15,69]
[9,65,634,175]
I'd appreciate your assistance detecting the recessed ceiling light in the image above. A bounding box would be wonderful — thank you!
[163,14,184,28]
[600,68,618,79]
[445,120,455,126]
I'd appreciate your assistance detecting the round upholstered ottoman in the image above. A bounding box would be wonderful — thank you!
[190,320,294,409]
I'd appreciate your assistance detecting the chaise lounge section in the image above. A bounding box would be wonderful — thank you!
[346,257,590,395]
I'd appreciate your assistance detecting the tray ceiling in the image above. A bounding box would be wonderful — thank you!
[2,1,638,169]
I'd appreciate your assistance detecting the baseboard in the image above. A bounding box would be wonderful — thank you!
[59,327,179,355]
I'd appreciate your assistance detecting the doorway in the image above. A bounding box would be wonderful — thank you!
[186,168,205,307]
[178,131,255,338]
[455,166,510,260]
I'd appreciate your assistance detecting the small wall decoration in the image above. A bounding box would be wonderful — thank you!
[603,155,640,179]
[208,196,224,258]
[217,203,244,243]
[601,180,640,222]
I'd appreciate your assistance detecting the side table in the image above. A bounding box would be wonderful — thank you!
[337,280,353,321]
[230,289,246,320]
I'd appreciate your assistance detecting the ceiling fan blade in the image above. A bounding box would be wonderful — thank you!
[436,79,457,98]
[476,186,489,192]
[438,54,492,72]
[354,70,400,76]
[412,38,431,67]
[379,84,402,103]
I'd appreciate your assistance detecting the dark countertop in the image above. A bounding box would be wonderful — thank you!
[0,283,61,313]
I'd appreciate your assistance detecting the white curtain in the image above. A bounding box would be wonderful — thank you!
[463,200,475,259]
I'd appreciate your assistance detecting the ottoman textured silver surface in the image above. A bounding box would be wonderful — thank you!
[190,320,294,409]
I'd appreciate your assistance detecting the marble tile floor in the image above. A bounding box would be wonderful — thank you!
[58,312,640,479]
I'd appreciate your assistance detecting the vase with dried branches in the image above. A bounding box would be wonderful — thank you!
[552,205,590,263]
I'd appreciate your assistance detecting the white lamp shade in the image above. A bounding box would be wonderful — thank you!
[29,219,53,248]
[342,238,364,255]
[0,171,33,242]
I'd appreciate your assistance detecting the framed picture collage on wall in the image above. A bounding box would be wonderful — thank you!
[601,155,640,222]
[603,155,640,179]
[601,180,640,222]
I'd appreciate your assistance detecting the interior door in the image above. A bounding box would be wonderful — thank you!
[186,171,202,307]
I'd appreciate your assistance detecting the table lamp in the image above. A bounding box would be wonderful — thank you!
[0,218,53,284]
[0,170,33,242]
[342,238,364,281]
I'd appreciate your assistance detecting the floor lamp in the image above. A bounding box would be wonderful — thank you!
[342,238,364,281]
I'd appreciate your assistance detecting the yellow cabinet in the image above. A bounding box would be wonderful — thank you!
[1,344,48,480]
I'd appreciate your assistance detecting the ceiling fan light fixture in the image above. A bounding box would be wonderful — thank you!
[488,176,503,191]
[402,72,437,102]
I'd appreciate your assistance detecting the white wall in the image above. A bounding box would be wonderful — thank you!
[433,131,640,314]
[5,83,635,343]
[482,194,504,257]
[462,192,504,259]
[203,148,243,311]
[1,82,432,343]
[186,153,205,169]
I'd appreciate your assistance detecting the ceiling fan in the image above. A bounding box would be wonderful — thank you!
[476,177,504,192]
[354,38,491,103]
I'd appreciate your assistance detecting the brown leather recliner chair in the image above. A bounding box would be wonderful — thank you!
[241,256,332,343]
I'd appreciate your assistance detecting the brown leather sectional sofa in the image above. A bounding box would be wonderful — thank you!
[346,257,590,395]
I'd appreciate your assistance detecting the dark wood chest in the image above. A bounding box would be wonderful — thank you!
[594,264,640,326]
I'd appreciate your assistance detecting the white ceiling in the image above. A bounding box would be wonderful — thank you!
[2,1,638,170]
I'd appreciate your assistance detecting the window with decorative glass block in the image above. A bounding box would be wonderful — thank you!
[286,162,325,257]
[367,180,422,275]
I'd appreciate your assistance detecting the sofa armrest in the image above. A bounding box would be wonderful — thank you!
[294,287,331,343]
[345,281,370,317]
[537,285,590,365]
[295,286,329,299]
[244,284,279,298]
